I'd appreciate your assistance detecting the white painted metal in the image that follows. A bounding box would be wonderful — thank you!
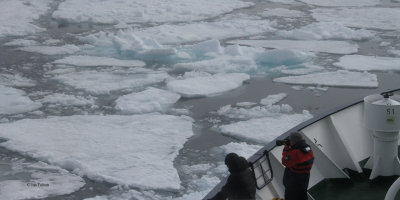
[364,94,400,179]
[385,177,400,200]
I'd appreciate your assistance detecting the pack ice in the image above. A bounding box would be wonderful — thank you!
[0,86,42,115]
[0,114,194,190]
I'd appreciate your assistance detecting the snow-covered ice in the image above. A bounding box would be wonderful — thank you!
[4,39,39,47]
[334,55,400,71]
[217,142,263,159]
[220,111,313,144]
[278,22,374,40]
[228,40,358,54]
[299,0,379,7]
[273,70,378,88]
[312,8,400,30]
[54,55,145,67]
[0,74,36,87]
[38,94,96,107]
[18,45,80,55]
[0,0,51,37]
[260,8,305,18]
[218,104,293,120]
[134,18,275,44]
[52,68,169,94]
[0,161,85,200]
[0,114,194,190]
[115,87,181,114]
[0,86,42,115]
[167,73,250,98]
[260,93,287,105]
[53,0,253,24]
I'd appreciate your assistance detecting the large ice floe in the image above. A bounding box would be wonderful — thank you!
[167,72,250,98]
[17,45,80,55]
[53,0,253,24]
[53,55,145,67]
[52,68,169,94]
[312,8,400,30]
[277,22,374,40]
[0,74,36,87]
[0,85,42,115]
[115,87,181,114]
[217,104,293,120]
[0,160,85,200]
[228,40,358,54]
[0,114,194,190]
[299,0,380,7]
[273,70,378,88]
[220,110,313,144]
[334,55,400,71]
[0,0,51,37]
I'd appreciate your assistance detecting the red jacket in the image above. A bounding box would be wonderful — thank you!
[282,141,314,174]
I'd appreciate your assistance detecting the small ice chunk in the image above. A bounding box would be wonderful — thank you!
[218,142,263,159]
[299,0,379,7]
[273,70,378,88]
[39,93,96,107]
[0,74,36,87]
[217,104,293,120]
[266,0,297,4]
[278,22,374,40]
[0,114,194,190]
[167,73,250,98]
[18,45,80,55]
[260,8,305,18]
[312,8,400,30]
[0,85,42,115]
[260,93,287,105]
[4,39,39,47]
[192,39,222,56]
[115,87,181,114]
[54,55,145,67]
[53,68,169,94]
[220,111,313,144]
[334,55,400,71]
[229,40,358,54]
[236,102,257,107]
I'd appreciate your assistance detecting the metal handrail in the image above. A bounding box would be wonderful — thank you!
[249,150,273,190]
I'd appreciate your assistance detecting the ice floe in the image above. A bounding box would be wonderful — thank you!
[18,45,80,55]
[217,142,263,159]
[0,86,42,115]
[53,55,145,67]
[4,39,39,47]
[260,8,306,18]
[312,8,400,30]
[299,0,379,7]
[38,94,96,107]
[220,111,313,144]
[278,22,374,40]
[218,104,293,120]
[0,0,51,37]
[228,40,358,54]
[115,87,181,114]
[134,18,275,44]
[167,73,250,98]
[0,74,36,87]
[334,55,400,71]
[52,68,169,94]
[53,0,253,24]
[0,161,85,200]
[273,70,378,88]
[255,49,313,65]
[260,93,288,105]
[0,114,194,190]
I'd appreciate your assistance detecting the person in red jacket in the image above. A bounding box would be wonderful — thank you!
[281,132,314,200]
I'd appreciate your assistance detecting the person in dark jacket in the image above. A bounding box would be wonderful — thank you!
[209,153,256,200]
[282,132,314,200]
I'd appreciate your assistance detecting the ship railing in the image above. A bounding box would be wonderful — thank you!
[249,150,273,190]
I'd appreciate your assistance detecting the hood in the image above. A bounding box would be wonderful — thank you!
[292,140,311,153]
[225,153,249,173]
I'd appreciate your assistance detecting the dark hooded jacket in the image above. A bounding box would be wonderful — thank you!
[209,153,256,200]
